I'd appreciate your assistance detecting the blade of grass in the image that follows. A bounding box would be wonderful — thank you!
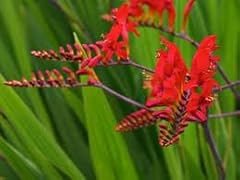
[0,0,53,134]
[0,75,85,179]
[0,137,42,179]
[82,86,138,180]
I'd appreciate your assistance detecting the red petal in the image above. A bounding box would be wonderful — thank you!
[105,25,122,41]
[147,37,188,107]
[115,4,129,24]
[190,35,219,85]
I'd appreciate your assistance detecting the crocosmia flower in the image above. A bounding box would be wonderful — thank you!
[129,0,176,31]
[106,4,139,44]
[116,35,219,147]
[100,4,139,62]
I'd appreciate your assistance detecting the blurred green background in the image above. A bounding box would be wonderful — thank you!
[0,0,239,179]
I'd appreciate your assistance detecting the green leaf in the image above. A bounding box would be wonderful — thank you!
[82,86,139,180]
[0,137,41,179]
[0,75,85,180]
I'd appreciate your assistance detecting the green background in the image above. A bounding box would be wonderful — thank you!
[0,0,239,179]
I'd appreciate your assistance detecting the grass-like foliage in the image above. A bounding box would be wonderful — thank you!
[0,0,239,180]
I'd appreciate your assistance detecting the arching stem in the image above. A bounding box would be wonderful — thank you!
[202,122,225,180]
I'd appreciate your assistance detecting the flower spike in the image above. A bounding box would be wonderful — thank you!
[157,90,191,146]
[31,43,103,65]
[31,40,132,69]
[4,67,96,88]
[116,109,157,132]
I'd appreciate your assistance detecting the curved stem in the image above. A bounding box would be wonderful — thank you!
[138,21,199,47]
[213,80,240,93]
[216,66,240,100]
[87,82,240,121]
[127,61,154,73]
[209,111,240,119]
[202,122,225,180]
[97,60,154,73]
[96,83,151,111]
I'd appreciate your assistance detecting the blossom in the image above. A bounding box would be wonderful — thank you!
[106,4,139,44]
[116,35,219,146]
[186,35,219,122]
[129,0,176,31]
[145,36,188,107]
[96,40,128,63]
[100,4,139,62]
[30,39,129,69]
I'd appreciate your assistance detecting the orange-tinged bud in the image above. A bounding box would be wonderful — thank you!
[182,0,195,32]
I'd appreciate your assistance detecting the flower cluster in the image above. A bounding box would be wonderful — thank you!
[116,36,219,146]
[29,0,195,72]
[4,0,221,147]
[147,36,219,123]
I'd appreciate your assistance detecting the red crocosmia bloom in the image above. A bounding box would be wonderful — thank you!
[157,0,176,31]
[129,0,176,31]
[100,4,139,62]
[146,37,187,107]
[106,4,139,45]
[190,35,219,85]
[129,0,144,17]
[97,40,128,63]
[182,0,195,32]
[116,35,219,147]
[186,35,220,122]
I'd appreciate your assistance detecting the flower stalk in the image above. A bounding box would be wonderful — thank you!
[209,111,240,119]
[202,122,225,180]
[97,83,151,110]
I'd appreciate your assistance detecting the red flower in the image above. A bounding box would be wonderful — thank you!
[106,4,139,44]
[146,37,188,107]
[157,0,176,31]
[96,40,128,63]
[186,35,219,122]
[116,35,219,146]
[145,35,219,123]
[129,0,176,31]
[129,0,144,17]
[189,35,219,85]
[100,4,139,62]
